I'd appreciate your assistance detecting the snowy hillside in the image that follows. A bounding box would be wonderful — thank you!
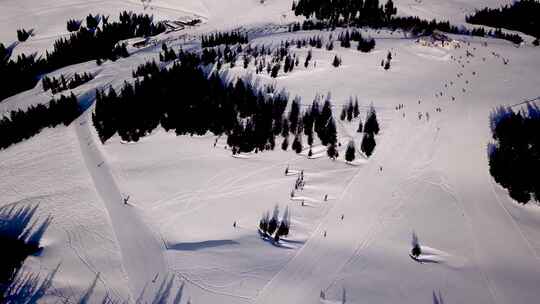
[1,0,539,304]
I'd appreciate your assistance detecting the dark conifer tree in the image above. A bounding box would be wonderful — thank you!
[345,140,356,162]
[361,132,376,157]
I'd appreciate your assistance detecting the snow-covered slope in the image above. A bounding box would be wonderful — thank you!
[1,0,540,303]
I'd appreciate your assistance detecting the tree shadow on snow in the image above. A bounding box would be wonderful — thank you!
[166,240,239,251]
[0,204,52,302]
[136,274,185,304]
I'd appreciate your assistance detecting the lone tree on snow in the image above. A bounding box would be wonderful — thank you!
[332,55,342,67]
[411,231,421,258]
[345,140,356,162]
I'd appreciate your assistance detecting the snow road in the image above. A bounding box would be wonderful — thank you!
[75,112,169,303]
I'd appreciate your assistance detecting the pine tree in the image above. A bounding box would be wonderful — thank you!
[276,206,291,240]
[364,105,380,135]
[259,211,270,234]
[361,132,376,157]
[267,205,280,235]
[411,231,421,257]
[289,97,301,132]
[353,97,360,118]
[346,98,354,121]
[345,140,356,162]
[357,118,363,132]
[327,143,339,160]
[332,55,341,67]
[292,132,303,153]
[340,107,347,121]
[281,136,289,151]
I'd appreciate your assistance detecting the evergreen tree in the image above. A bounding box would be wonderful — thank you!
[275,206,291,241]
[364,105,380,135]
[357,117,363,133]
[345,140,356,162]
[327,143,339,160]
[353,97,360,118]
[332,55,342,67]
[361,132,376,157]
[289,97,301,132]
[292,132,303,153]
[346,98,354,121]
[281,136,289,151]
[267,205,280,235]
[259,211,270,234]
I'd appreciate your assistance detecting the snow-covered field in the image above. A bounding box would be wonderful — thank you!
[1,0,540,303]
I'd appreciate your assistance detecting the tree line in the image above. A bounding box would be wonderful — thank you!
[290,0,523,44]
[0,11,165,102]
[488,103,540,204]
[201,30,248,48]
[466,0,540,43]
[93,46,351,159]
[42,72,94,94]
[0,93,80,150]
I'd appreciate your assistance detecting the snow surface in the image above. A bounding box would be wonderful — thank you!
[1,0,540,303]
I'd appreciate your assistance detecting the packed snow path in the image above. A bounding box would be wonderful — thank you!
[75,111,169,303]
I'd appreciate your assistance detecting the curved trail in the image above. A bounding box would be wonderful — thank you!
[75,112,168,303]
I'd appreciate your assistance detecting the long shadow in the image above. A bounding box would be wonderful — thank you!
[166,240,239,251]
[0,204,52,302]
[1,264,59,304]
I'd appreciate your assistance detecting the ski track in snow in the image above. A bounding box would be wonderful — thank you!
[75,111,169,303]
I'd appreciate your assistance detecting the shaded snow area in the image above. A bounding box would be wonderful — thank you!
[1,0,540,303]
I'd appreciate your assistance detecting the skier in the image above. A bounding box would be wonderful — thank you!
[323,230,327,237]
[301,200,305,206]
[123,195,130,205]
[285,166,289,175]
[324,194,328,201]
[341,214,344,220]
[291,190,295,198]
[233,221,237,228]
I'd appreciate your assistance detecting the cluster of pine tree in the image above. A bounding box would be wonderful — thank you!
[42,72,94,94]
[132,60,160,77]
[389,17,522,44]
[340,97,360,122]
[0,93,80,150]
[16,29,32,42]
[338,29,376,52]
[259,205,291,243]
[201,30,248,48]
[488,104,540,204]
[66,19,82,32]
[0,45,46,102]
[292,0,397,26]
[466,0,539,41]
[92,53,291,153]
[0,11,165,102]
[290,0,523,44]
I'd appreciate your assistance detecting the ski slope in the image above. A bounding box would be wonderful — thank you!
[75,111,169,303]
[1,0,540,303]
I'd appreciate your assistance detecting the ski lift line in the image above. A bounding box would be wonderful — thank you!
[508,96,540,108]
